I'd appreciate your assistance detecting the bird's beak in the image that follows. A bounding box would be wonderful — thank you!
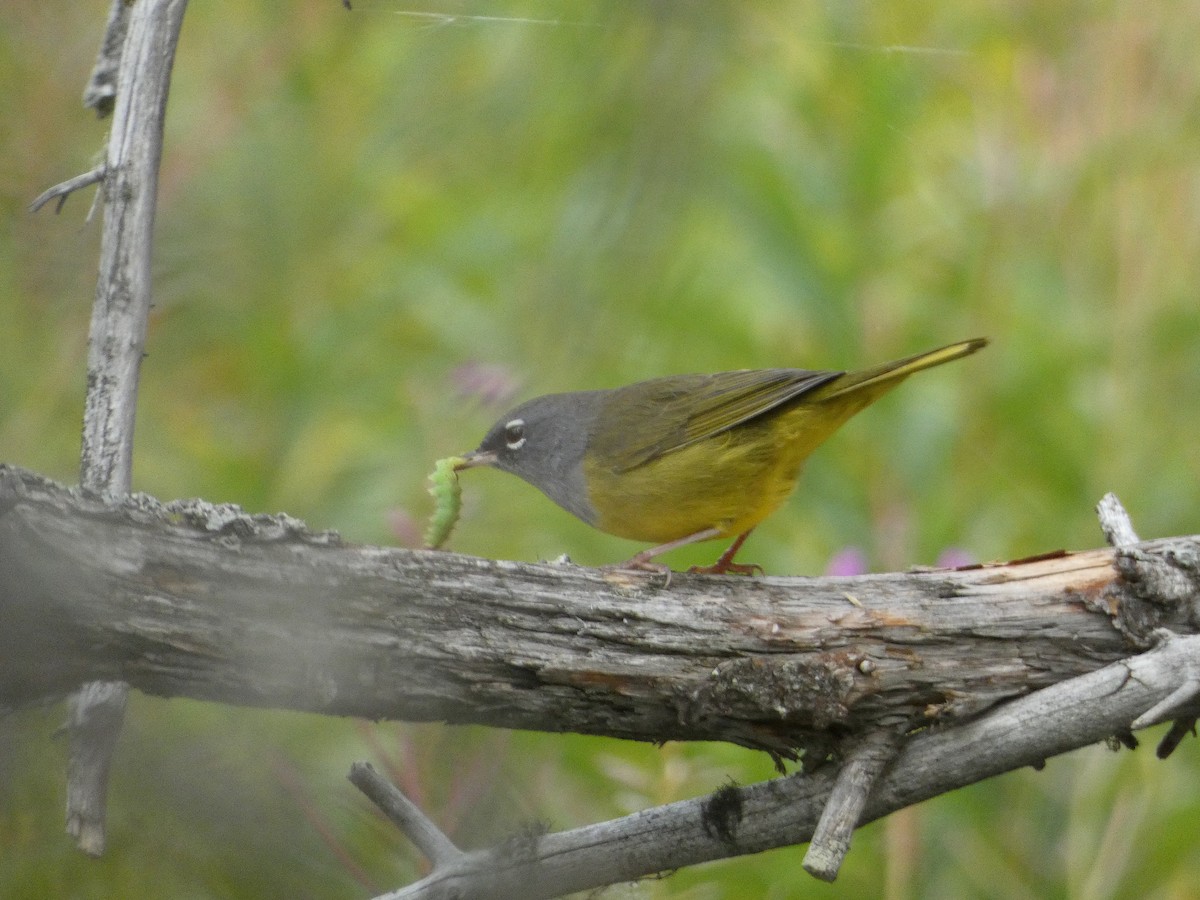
[454,450,497,471]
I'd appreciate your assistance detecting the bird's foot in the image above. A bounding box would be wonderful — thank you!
[603,554,674,587]
[687,530,763,576]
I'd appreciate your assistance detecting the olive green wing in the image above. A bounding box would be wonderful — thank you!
[593,368,843,473]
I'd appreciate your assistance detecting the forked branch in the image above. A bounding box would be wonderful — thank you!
[355,633,1200,899]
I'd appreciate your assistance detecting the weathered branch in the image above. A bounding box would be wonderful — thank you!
[28,167,106,215]
[801,727,902,881]
[36,0,191,856]
[3,466,1199,892]
[1098,491,1140,548]
[349,763,463,869]
[3,464,1199,753]
[62,681,127,856]
[361,634,1200,900]
[80,0,188,496]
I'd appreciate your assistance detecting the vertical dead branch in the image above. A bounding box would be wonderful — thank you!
[62,0,190,857]
[79,0,188,495]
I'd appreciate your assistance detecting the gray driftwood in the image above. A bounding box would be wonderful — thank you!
[5,465,1195,753]
[4,466,1200,896]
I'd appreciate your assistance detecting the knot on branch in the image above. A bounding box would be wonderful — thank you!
[1113,544,1200,643]
[1095,493,1200,646]
[495,820,552,865]
[691,654,856,728]
[684,653,863,764]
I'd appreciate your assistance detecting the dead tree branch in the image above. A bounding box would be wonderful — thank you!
[801,726,902,881]
[30,0,190,855]
[355,633,1200,900]
[3,466,1199,892]
[349,763,464,870]
[28,166,106,215]
[3,463,1199,752]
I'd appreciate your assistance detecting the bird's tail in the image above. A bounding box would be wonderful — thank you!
[819,337,988,400]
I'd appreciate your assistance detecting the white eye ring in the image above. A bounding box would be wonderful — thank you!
[504,419,526,450]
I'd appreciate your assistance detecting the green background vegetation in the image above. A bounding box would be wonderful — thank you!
[3,1,1200,896]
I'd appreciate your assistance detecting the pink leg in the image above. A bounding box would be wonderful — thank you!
[687,529,763,576]
[615,527,763,577]
[618,527,723,572]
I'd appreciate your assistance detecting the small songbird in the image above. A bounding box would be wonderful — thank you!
[457,338,987,573]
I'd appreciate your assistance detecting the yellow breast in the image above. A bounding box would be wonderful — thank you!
[583,401,848,544]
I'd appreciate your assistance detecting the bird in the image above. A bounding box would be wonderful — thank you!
[456,337,987,574]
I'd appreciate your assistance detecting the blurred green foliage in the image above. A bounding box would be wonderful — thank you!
[3,0,1200,896]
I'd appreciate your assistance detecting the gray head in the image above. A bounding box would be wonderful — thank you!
[457,389,609,526]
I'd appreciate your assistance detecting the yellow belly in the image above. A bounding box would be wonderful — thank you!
[583,403,843,544]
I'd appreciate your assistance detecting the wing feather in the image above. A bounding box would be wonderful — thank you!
[594,368,843,473]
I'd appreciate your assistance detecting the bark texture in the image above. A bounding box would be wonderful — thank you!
[3,464,1195,762]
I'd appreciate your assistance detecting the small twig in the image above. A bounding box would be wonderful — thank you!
[349,762,463,868]
[28,166,106,215]
[1157,717,1197,759]
[1098,492,1140,548]
[802,728,903,881]
[83,0,132,117]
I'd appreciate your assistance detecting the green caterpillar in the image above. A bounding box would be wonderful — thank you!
[423,455,466,550]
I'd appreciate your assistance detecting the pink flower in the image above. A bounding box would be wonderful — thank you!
[825,546,868,577]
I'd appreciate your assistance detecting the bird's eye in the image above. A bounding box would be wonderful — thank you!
[503,419,526,450]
